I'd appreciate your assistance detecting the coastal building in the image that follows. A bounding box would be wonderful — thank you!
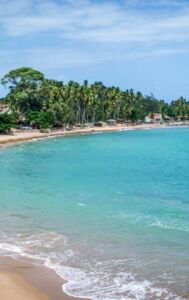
[94,121,105,127]
[144,116,153,123]
[107,119,117,126]
[145,113,163,123]
[153,113,163,122]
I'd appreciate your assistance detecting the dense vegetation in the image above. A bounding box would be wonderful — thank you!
[0,113,17,134]
[0,67,189,132]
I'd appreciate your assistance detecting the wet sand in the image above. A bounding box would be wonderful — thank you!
[0,257,90,300]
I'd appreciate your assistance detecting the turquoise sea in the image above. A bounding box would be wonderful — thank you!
[0,128,189,299]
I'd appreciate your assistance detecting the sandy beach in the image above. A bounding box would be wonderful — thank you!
[0,122,179,300]
[0,123,169,300]
[0,123,168,147]
[0,257,90,300]
[0,271,49,300]
[0,123,161,300]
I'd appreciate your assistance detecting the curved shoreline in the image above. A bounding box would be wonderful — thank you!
[0,123,186,300]
[0,123,169,148]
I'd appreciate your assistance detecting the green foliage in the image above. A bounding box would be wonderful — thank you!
[25,111,52,129]
[1,67,189,130]
[2,67,45,114]
[1,67,44,89]
[0,113,18,133]
[170,97,189,120]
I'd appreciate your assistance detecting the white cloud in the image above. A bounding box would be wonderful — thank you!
[1,0,189,69]
[1,0,188,41]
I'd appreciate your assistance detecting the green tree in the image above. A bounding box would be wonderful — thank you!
[0,113,18,133]
[1,67,44,114]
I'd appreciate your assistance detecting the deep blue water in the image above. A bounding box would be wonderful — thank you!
[0,128,189,299]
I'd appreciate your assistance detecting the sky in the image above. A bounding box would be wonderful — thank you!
[1,0,189,101]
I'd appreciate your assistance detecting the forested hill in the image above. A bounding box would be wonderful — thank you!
[0,67,188,132]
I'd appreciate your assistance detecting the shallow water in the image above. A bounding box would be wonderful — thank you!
[0,128,189,299]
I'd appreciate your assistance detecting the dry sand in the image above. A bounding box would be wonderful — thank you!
[0,123,167,147]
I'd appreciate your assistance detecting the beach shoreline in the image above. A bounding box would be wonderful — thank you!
[0,257,90,300]
[0,123,169,148]
[0,123,187,300]
[0,123,170,300]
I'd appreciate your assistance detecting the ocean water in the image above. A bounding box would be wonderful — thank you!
[0,128,189,300]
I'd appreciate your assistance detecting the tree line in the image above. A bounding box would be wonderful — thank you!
[0,67,189,132]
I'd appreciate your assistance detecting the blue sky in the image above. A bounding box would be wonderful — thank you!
[1,0,189,101]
